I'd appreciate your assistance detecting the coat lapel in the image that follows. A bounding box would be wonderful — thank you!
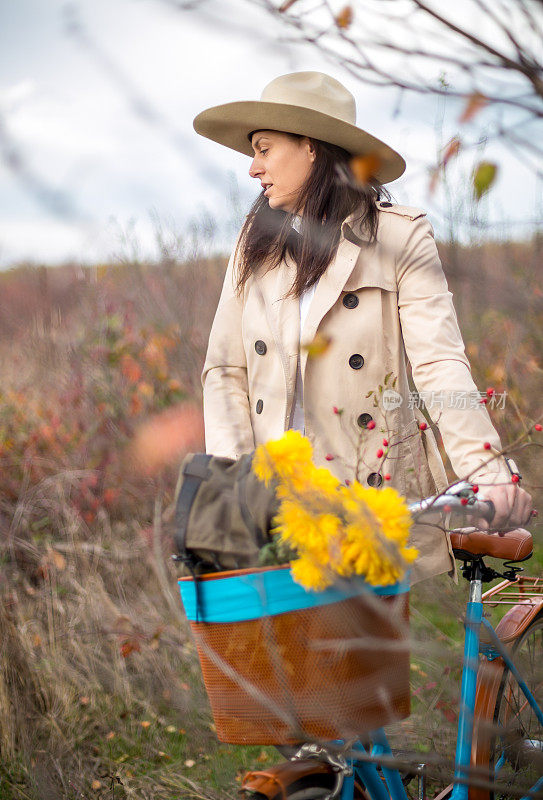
[300,218,366,379]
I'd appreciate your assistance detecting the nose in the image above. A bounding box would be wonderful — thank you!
[249,155,263,179]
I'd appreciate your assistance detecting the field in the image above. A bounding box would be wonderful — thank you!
[0,233,542,799]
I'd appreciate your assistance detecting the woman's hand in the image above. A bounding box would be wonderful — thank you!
[476,483,534,530]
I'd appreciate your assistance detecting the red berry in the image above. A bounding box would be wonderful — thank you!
[483,442,491,450]
[382,438,388,446]
[325,454,334,461]
[376,448,384,458]
[486,387,495,397]
[367,420,376,430]
[461,497,469,506]
[384,473,391,481]
[472,484,479,493]
[511,474,519,483]
[418,422,427,431]
[532,509,538,517]
[480,397,487,404]
[535,423,542,432]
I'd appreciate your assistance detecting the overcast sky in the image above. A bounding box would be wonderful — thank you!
[0,0,541,267]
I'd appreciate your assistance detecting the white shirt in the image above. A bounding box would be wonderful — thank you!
[288,214,319,433]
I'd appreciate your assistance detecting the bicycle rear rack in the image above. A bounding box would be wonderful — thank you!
[482,575,543,606]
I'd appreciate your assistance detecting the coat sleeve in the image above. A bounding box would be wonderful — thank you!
[396,215,511,486]
[201,235,255,459]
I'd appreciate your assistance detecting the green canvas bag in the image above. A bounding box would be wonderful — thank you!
[173,453,280,575]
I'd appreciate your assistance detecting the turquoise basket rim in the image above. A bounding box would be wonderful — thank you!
[178,565,409,623]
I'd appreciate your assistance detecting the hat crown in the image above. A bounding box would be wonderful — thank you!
[260,72,356,126]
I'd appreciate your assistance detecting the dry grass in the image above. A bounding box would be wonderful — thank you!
[0,232,541,797]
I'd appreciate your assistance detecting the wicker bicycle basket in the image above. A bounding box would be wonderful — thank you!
[179,564,410,745]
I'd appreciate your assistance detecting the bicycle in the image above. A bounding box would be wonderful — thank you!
[178,481,542,800]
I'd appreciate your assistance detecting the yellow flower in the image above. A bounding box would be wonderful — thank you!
[252,432,417,591]
[290,557,330,592]
[253,430,313,485]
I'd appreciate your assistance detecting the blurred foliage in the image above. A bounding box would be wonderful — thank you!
[0,231,541,797]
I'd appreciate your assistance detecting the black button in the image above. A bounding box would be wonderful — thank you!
[255,340,267,355]
[349,354,364,370]
[357,413,373,428]
[367,472,383,487]
[256,399,263,414]
[380,201,392,208]
[342,293,359,309]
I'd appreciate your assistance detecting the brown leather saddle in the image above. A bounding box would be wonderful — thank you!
[450,527,533,562]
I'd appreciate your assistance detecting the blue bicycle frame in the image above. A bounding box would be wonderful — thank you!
[337,573,543,800]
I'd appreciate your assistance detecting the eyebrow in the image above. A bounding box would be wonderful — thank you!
[252,136,270,151]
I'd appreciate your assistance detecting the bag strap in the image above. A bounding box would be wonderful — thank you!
[173,453,213,564]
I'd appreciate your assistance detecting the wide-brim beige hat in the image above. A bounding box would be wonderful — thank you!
[193,71,406,185]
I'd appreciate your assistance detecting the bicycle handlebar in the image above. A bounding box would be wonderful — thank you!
[409,481,495,526]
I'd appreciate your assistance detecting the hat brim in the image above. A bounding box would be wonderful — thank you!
[193,100,406,184]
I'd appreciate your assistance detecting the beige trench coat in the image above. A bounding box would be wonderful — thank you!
[202,199,512,583]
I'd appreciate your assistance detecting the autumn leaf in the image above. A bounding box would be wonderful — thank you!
[428,138,461,194]
[120,638,141,658]
[349,153,382,185]
[102,488,118,506]
[302,333,332,358]
[49,549,66,571]
[436,700,458,724]
[336,5,353,29]
[120,354,142,384]
[129,393,143,417]
[473,161,498,200]
[167,378,183,393]
[137,381,154,399]
[459,92,489,123]
[442,137,461,167]
[278,0,300,10]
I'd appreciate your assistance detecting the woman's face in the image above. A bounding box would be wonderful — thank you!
[249,130,316,214]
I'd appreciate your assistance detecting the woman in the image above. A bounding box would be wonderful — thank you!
[193,71,533,583]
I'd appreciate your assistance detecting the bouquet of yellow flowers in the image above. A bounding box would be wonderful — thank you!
[253,431,417,591]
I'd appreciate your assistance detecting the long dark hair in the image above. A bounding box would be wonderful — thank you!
[234,133,391,297]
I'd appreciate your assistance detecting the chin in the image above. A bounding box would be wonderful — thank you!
[268,198,290,213]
